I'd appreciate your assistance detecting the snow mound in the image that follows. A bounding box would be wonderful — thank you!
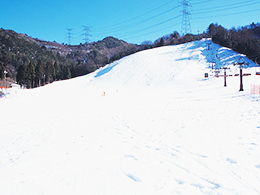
[69,39,257,92]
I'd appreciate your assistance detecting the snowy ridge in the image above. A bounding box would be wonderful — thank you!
[87,39,258,88]
[0,39,260,195]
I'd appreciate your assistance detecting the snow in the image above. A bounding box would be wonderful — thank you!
[1,39,260,194]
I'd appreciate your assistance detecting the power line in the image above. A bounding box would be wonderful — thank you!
[194,0,258,12]
[192,0,213,6]
[121,0,259,41]
[124,22,181,41]
[93,5,180,35]
[65,0,260,44]
[89,1,181,43]
[94,0,176,31]
[114,15,181,38]
[193,7,260,20]
[193,0,260,15]
[68,1,183,43]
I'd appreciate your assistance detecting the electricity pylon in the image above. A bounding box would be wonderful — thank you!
[179,0,192,35]
[66,28,73,45]
[82,26,92,51]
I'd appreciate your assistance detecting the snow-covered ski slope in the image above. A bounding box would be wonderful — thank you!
[1,39,260,195]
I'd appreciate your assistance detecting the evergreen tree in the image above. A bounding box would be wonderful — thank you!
[63,66,71,79]
[172,31,180,39]
[16,65,27,86]
[207,23,218,37]
[27,60,36,88]
[159,38,165,47]
[36,59,44,87]
[54,61,61,80]
[45,60,54,83]
[0,63,4,80]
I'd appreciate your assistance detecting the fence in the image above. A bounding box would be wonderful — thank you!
[250,83,260,95]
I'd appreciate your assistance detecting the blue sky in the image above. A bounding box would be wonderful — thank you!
[1,0,260,45]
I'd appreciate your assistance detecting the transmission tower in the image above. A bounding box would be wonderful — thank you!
[66,28,73,45]
[82,26,92,50]
[179,0,192,35]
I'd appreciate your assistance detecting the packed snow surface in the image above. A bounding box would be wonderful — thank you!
[1,39,260,194]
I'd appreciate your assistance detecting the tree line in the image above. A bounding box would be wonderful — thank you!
[16,59,72,88]
[206,23,260,64]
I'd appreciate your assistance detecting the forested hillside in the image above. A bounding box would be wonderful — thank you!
[0,29,75,88]
[207,23,260,64]
[0,29,138,88]
[67,36,138,77]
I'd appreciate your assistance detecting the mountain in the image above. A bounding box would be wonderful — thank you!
[1,39,260,194]
[66,36,138,77]
[33,35,138,73]
[0,29,138,87]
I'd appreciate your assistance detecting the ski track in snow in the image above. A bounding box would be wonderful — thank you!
[1,39,260,195]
